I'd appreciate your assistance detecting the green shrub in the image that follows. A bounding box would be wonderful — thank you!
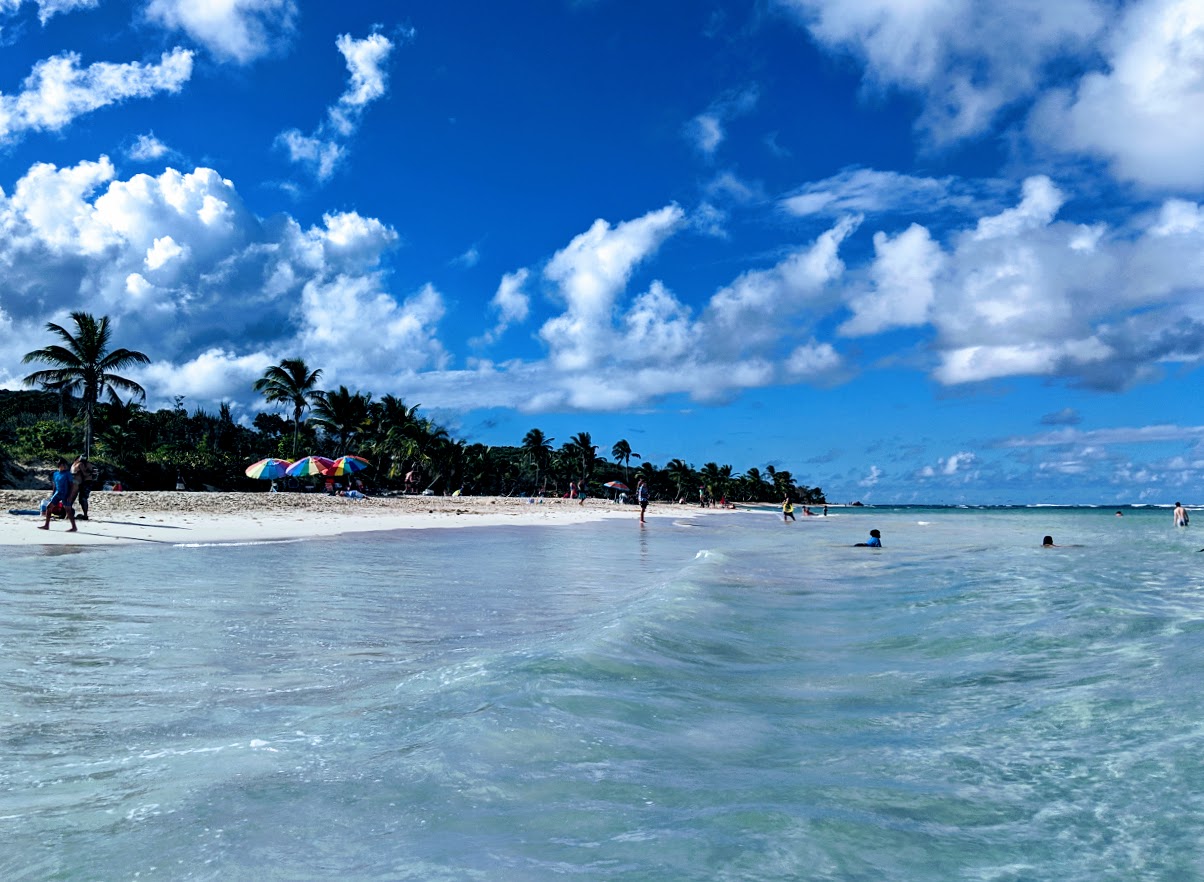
[14,419,79,460]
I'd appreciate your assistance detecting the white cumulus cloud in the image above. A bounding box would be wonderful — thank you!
[144,0,296,64]
[128,133,172,162]
[777,0,1108,143]
[1029,0,1204,191]
[839,222,944,336]
[0,49,193,146]
[277,32,394,181]
[540,204,685,370]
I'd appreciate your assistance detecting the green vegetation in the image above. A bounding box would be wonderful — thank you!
[21,312,151,458]
[7,314,825,503]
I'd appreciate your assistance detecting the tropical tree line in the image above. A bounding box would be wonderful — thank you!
[1,312,825,503]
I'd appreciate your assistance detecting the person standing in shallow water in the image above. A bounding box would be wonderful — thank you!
[1174,502,1189,527]
[637,478,649,524]
[782,497,795,522]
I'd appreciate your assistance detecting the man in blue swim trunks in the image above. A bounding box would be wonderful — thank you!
[39,458,77,532]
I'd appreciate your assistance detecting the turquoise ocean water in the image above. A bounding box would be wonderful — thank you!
[2,505,1203,880]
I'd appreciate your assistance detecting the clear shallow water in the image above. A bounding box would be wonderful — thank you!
[2,507,1203,880]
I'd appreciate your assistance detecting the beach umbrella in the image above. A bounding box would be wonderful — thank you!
[604,481,629,492]
[285,455,336,478]
[327,455,370,476]
[245,457,291,480]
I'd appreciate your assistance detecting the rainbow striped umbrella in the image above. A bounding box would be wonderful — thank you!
[245,457,291,480]
[327,455,370,476]
[285,456,336,477]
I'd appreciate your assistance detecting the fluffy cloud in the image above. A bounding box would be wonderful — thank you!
[5,153,1204,423]
[0,49,193,146]
[800,173,1204,389]
[0,0,97,23]
[1029,0,1204,190]
[276,131,343,181]
[704,214,858,352]
[278,32,394,181]
[327,33,394,136]
[540,205,685,370]
[918,451,977,479]
[128,133,172,162]
[139,348,274,404]
[144,0,296,64]
[0,156,434,411]
[839,222,944,336]
[296,277,447,387]
[477,268,531,344]
[472,208,858,410]
[777,0,1108,143]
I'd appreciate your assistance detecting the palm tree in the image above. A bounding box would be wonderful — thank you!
[665,458,695,502]
[772,468,798,500]
[253,358,322,458]
[635,461,662,499]
[22,312,151,457]
[309,386,372,456]
[611,438,640,481]
[699,462,733,502]
[367,394,422,480]
[743,466,769,501]
[522,428,554,491]
[564,431,598,484]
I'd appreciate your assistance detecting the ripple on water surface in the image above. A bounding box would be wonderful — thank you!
[2,510,1204,879]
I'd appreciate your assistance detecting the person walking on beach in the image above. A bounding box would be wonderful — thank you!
[578,480,587,505]
[1174,502,1190,527]
[782,497,795,522]
[854,529,882,547]
[39,459,77,532]
[69,455,95,520]
[637,478,650,523]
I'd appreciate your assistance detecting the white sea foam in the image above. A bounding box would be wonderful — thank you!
[173,538,308,548]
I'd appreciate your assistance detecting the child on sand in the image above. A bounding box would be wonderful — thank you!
[39,459,77,532]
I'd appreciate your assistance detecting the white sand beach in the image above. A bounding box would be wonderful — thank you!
[0,490,735,547]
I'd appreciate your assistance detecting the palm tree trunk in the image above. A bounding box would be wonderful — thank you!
[84,400,94,458]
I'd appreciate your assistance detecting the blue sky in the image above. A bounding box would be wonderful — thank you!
[0,0,1202,504]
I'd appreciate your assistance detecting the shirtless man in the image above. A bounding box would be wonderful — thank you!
[1174,502,1190,527]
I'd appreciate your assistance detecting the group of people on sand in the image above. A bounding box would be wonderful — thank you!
[38,455,94,532]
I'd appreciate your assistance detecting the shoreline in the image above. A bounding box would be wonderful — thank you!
[0,490,744,548]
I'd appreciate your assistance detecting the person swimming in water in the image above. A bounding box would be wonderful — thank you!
[1042,535,1057,547]
[854,529,881,547]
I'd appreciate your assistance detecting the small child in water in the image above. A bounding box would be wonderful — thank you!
[854,529,881,547]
